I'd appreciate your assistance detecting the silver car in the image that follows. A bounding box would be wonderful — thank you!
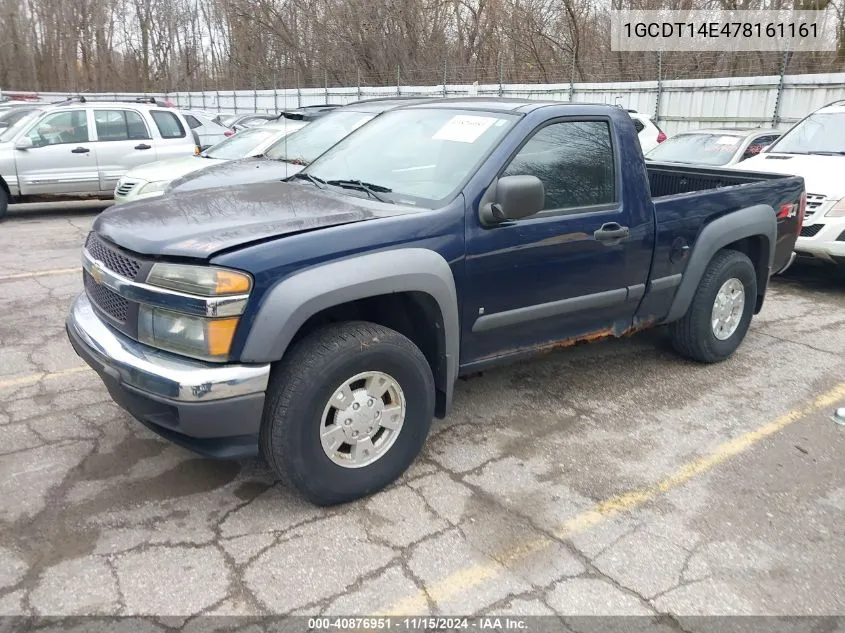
[645,127,782,167]
[180,110,233,150]
[0,100,197,219]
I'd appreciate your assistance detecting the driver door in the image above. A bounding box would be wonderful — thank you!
[15,109,99,195]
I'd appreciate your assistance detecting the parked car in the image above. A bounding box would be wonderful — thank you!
[628,110,667,153]
[179,110,232,149]
[279,104,341,121]
[68,99,804,505]
[0,101,197,219]
[216,113,277,130]
[645,128,782,167]
[113,119,308,204]
[732,100,845,275]
[167,97,432,194]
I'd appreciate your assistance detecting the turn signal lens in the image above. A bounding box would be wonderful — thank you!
[147,263,252,296]
[207,318,240,357]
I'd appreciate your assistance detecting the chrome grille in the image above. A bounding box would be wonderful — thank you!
[84,271,128,323]
[84,233,142,279]
[116,180,138,197]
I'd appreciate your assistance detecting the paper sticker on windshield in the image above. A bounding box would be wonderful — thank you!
[433,115,500,143]
[714,136,740,145]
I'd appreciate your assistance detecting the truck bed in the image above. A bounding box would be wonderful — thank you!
[646,162,790,199]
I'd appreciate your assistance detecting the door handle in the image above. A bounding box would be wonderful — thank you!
[594,222,630,243]
[71,147,90,154]
[134,143,152,150]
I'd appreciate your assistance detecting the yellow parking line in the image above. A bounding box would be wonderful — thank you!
[0,267,80,282]
[380,381,845,615]
[0,366,92,390]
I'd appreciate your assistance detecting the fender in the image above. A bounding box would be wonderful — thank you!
[241,248,460,414]
[665,204,776,323]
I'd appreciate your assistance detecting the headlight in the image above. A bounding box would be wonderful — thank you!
[147,263,251,296]
[137,180,169,195]
[138,306,238,361]
[140,264,253,361]
[824,198,845,218]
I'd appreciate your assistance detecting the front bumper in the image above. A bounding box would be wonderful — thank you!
[66,293,270,458]
[795,220,845,264]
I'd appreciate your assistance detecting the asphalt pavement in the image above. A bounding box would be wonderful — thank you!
[1,203,843,622]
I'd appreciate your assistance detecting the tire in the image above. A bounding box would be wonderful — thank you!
[0,187,8,221]
[260,321,435,506]
[669,249,757,363]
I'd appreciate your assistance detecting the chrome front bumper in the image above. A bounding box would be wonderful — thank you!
[67,293,270,402]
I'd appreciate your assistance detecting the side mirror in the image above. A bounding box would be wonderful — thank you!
[14,137,34,150]
[481,175,545,224]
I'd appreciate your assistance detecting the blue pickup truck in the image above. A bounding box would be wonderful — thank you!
[67,98,804,505]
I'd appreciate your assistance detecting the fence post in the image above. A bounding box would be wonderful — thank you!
[232,77,237,113]
[324,68,328,103]
[201,88,206,111]
[569,53,576,101]
[654,50,664,123]
[442,60,447,97]
[356,68,362,101]
[772,50,791,127]
[296,70,301,108]
[396,65,401,96]
[254,80,258,112]
[273,79,278,113]
[498,54,504,97]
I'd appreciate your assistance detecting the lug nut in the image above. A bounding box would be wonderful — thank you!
[352,430,359,438]
[344,418,352,426]
[353,403,360,410]
[367,399,373,406]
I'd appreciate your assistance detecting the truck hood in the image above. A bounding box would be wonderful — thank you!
[93,180,418,259]
[124,155,225,183]
[737,153,845,199]
[167,157,302,193]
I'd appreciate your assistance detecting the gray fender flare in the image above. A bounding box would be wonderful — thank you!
[665,204,776,323]
[241,248,459,413]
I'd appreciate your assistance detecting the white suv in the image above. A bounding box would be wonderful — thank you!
[628,111,667,154]
[0,99,197,219]
[736,100,845,273]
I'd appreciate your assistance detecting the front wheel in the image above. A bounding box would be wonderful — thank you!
[669,249,757,363]
[260,321,435,505]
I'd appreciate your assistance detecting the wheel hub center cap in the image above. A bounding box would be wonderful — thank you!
[339,390,384,441]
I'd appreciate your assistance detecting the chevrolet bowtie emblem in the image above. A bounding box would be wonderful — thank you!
[90,260,106,285]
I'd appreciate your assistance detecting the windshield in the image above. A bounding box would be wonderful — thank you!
[769,112,845,155]
[204,123,306,159]
[646,133,742,166]
[0,109,43,142]
[264,111,376,164]
[304,108,518,207]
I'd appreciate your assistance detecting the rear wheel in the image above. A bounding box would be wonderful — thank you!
[260,321,435,505]
[670,249,757,363]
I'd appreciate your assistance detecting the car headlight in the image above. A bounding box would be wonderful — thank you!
[146,263,251,296]
[137,180,169,195]
[141,264,253,361]
[824,198,845,218]
[138,306,239,361]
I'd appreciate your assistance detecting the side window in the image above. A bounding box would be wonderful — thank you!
[632,118,645,134]
[26,110,89,146]
[151,110,186,139]
[184,115,202,129]
[94,110,151,142]
[502,120,616,212]
[740,135,777,161]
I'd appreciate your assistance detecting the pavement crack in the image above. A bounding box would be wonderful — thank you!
[752,329,840,358]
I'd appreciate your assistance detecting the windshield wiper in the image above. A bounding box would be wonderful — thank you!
[812,151,845,156]
[325,179,393,203]
[274,157,309,166]
[291,172,326,189]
